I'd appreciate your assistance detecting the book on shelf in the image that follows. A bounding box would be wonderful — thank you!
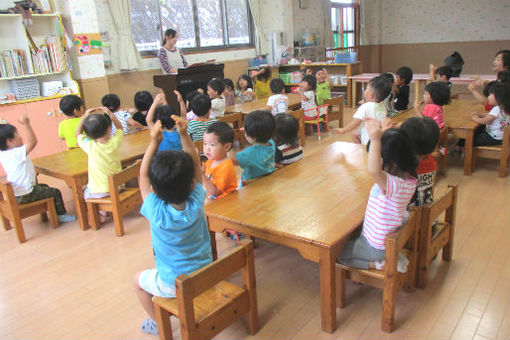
[30,36,66,75]
[0,49,29,78]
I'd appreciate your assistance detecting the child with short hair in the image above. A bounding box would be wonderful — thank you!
[207,78,225,119]
[274,113,303,165]
[0,116,76,223]
[146,93,182,152]
[251,66,272,98]
[337,119,418,272]
[429,65,453,87]
[414,81,450,129]
[469,70,510,111]
[134,116,212,335]
[299,74,317,117]
[228,110,275,184]
[393,66,413,111]
[381,72,395,113]
[187,93,216,141]
[315,68,333,106]
[202,122,237,200]
[236,74,256,103]
[102,93,144,134]
[222,78,235,107]
[58,94,89,149]
[265,78,288,115]
[335,75,392,145]
[131,91,154,126]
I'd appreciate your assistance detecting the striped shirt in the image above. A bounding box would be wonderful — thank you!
[111,110,131,136]
[275,143,303,165]
[362,173,417,250]
[158,47,188,74]
[187,119,216,141]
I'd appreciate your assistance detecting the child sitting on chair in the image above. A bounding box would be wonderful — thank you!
[414,81,451,129]
[0,116,76,223]
[208,78,226,119]
[202,121,237,200]
[102,93,144,135]
[187,94,216,141]
[393,66,413,111]
[134,116,212,336]
[335,75,392,145]
[274,113,303,165]
[265,78,288,115]
[228,110,275,185]
[146,93,182,152]
[58,94,90,149]
[131,91,153,126]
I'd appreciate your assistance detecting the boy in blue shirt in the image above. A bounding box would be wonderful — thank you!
[228,110,276,185]
[146,93,182,152]
[134,116,212,335]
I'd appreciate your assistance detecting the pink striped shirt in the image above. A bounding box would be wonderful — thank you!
[362,173,417,250]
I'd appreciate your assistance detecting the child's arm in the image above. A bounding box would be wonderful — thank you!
[298,87,311,101]
[18,115,37,154]
[127,117,145,129]
[146,93,165,129]
[172,115,202,184]
[324,68,333,87]
[468,82,487,104]
[365,119,387,191]
[392,82,399,94]
[227,149,239,166]
[174,90,187,117]
[140,120,163,200]
[75,108,97,137]
[470,112,495,125]
[243,89,257,98]
[334,118,361,134]
[102,107,122,130]
[201,166,224,197]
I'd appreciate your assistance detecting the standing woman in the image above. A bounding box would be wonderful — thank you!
[158,29,188,74]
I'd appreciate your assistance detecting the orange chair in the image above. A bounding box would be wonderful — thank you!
[152,239,258,340]
[303,104,330,140]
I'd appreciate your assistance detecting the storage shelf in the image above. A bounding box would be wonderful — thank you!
[279,62,360,67]
[0,69,68,81]
[0,92,79,106]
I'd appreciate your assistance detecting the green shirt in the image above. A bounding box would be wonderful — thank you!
[58,117,81,149]
[316,81,331,106]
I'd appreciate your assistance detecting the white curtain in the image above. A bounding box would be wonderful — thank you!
[321,0,334,47]
[248,0,264,54]
[107,0,141,71]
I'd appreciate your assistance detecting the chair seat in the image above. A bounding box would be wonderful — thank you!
[475,145,502,151]
[304,117,327,124]
[153,280,246,321]
[85,188,140,204]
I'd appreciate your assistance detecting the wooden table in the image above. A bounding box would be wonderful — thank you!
[349,73,496,108]
[32,129,151,230]
[224,93,302,115]
[205,142,373,333]
[391,100,481,175]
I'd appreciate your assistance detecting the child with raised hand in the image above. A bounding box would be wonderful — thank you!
[251,66,272,97]
[131,91,153,127]
[429,65,453,87]
[102,93,144,135]
[222,78,235,107]
[337,119,418,273]
[187,93,215,141]
[469,70,510,111]
[0,116,76,223]
[265,78,288,115]
[335,75,392,145]
[393,66,413,111]
[414,81,450,129]
[207,78,225,119]
[146,93,182,152]
[236,74,256,103]
[202,122,237,200]
[315,68,333,106]
[134,115,212,336]
[274,113,303,165]
[58,94,93,149]
[228,110,276,185]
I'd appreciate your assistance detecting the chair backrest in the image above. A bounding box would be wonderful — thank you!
[0,178,17,217]
[324,96,343,116]
[193,140,204,153]
[303,104,329,118]
[386,207,420,255]
[502,124,510,149]
[108,160,141,189]
[287,108,305,147]
[422,185,457,228]
[217,112,243,128]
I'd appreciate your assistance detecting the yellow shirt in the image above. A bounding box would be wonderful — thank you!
[77,129,123,193]
[253,79,271,97]
[58,118,81,148]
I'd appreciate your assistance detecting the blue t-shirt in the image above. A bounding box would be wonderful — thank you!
[140,183,212,286]
[158,130,182,152]
[236,139,276,182]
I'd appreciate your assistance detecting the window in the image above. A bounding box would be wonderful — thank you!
[130,0,253,54]
[330,0,360,48]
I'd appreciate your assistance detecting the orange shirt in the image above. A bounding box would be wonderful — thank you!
[204,158,238,199]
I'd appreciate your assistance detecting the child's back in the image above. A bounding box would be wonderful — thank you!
[187,94,215,141]
[266,78,288,115]
[58,95,85,149]
[274,113,302,165]
[354,101,387,144]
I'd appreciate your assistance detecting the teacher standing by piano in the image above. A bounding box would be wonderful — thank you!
[158,29,188,74]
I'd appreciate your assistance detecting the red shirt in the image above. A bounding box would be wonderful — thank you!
[422,104,445,128]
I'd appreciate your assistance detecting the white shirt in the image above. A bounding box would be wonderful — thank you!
[210,97,225,119]
[302,91,317,117]
[0,145,36,196]
[111,110,131,136]
[485,106,510,140]
[267,94,288,115]
[352,101,387,145]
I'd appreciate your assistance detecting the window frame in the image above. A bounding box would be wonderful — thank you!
[330,2,360,49]
[134,0,255,56]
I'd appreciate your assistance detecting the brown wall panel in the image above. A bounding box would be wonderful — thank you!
[76,77,110,109]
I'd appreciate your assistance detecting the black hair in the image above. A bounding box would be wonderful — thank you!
[162,28,177,45]
[153,105,176,130]
[489,82,510,114]
[205,121,234,147]
[400,117,440,155]
[223,78,234,91]
[369,75,392,102]
[435,66,453,80]
[207,78,225,96]
[257,66,271,81]
[497,69,510,84]
[149,150,195,204]
[101,94,121,112]
[483,80,498,97]
[185,90,200,111]
[82,113,112,139]
[270,78,285,94]
[59,95,84,116]
[243,110,275,143]
[496,50,510,69]
[381,128,418,177]
[381,72,395,83]
[237,74,253,90]
[134,91,153,112]
[274,113,299,145]
[425,81,451,106]
[190,94,211,117]
[396,66,413,84]
[301,74,317,91]
[0,124,17,151]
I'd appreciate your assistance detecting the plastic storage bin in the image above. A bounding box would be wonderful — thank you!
[334,52,357,64]
[279,73,291,84]
[8,78,40,100]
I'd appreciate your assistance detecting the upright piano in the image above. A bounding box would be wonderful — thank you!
[153,63,225,115]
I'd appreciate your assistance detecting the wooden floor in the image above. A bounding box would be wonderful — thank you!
[1,108,509,340]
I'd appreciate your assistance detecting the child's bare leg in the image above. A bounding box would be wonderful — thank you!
[133,272,156,321]
[98,210,108,224]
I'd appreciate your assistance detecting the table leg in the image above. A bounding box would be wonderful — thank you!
[71,177,89,231]
[319,248,337,333]
[352,80,357,108]
[209,231,218,260]
[415,80,422,104]
[464,130,475,175]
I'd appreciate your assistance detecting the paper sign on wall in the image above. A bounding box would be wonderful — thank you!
[74,33,102,56]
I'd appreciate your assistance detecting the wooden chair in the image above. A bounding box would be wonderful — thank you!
[85,160,142,236]
[472,125,510,177]
[217,112,245,148]
[287,108,306,147]
[417,185,457,289]
[432,126,449,176]
[152,239,258,340]
[324,95,344,128]
[336,207,420,332]
[0,178,58,243]
[193,140,203,153]
[303,104,330,140]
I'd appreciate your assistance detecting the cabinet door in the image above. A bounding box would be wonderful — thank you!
[25,100,62,157]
